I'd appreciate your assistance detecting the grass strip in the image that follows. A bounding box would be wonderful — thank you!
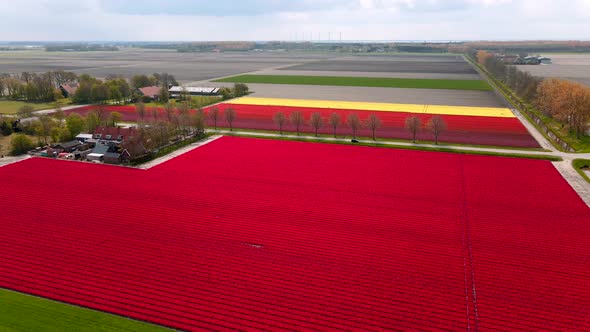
[573,159,590,184]
[0,288,170,331]
[224,133,562,161]
[214,74,493,91]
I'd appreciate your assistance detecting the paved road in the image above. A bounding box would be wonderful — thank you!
[17,105,89,123]
[0,155,30,168]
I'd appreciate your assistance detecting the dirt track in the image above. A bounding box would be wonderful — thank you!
[243,84,505,107]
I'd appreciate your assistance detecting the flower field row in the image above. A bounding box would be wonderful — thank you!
[226,97,515,118]
[0,137,589,330]
[213,103,539,147]
[65,101,539,147]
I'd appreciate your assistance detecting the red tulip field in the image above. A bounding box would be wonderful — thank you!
[212,103,539,148]
[1,137,588,330]
[64,103,539,148]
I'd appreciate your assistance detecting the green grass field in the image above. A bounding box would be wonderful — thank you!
[0,100,57,115]
[0,288,170,331]
[214,74,492,91]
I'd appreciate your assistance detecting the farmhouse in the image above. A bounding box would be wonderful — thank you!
[59,83,78,98]
[93,127,138,143]
[52,140,81,153]
[104,150,131,165]
[87,143,116,162]
[138,86,162,101]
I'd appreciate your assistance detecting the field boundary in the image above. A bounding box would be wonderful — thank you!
[0,288,171,331]
[137,135,223,169]
[226,96,514,118]
[213,130,562,161]
[214,74,493,91]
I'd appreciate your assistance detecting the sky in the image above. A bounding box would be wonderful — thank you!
[0,0,589,41]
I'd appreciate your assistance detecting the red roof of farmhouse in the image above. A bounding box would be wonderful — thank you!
[60,83,78,96]
[138,86,161,98]
[93,127,137,141]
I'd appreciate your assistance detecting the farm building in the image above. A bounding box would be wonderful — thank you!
[87,143,116,162]
[138,86,162,101]
[93,127,138,143]
[75,133,93,143]
[59,83,78,98]
[52,140,81,153]
[169,86,220,98]
[104,150,131,165]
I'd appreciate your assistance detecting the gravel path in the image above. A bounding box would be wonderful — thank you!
[0,155,31,168]
[137,135,223,170]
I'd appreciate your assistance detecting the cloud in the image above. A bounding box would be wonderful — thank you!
[0,0,588,41]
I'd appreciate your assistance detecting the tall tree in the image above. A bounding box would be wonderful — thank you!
[366,114,382,141]
[537,78,590,137]
[160,84,170,103]
[346,113,362,139]
[290,111,304,136]
[177,101,191,133]
[309,112,323,137]
[224,107,236,131]
[131,74,152,89]
[10,134,35,156]
[151,107,159,120]
[208,106,220,130]
[136,102,146,122]
[90,83,109,103]
[273,112,287,135]
[233,83,249,97]
[65,113,86,137]
[108,112,122,127]
[405,115,422,143]
[86,112,100,133]
[426,115,447,144]
[328,113,341,138]
[191,109,206,136]
[164,101,175,122]
[17,105,35,119]
[37,115,55,144]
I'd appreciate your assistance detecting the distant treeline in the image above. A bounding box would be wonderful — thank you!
[136,41,451,53]
[472,50,590,139]
[0,70,178,104]
[133,40,590,54]
[45,44,119,52]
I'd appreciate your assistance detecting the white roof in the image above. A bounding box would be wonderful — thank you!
[87,153,104,158]
[169,86,220,94]
[76,134,93,139]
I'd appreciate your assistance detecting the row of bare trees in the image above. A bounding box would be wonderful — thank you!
[405,115,447,144]
[270,111,447,143]
[475,50,540,101]
[133,103,449,144]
